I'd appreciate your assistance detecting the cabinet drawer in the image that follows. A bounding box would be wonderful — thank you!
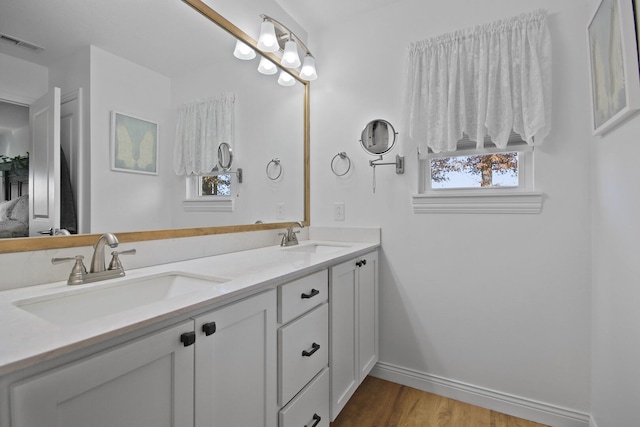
[279,368,329,427]
[279,303,328,406]
[279,270,328,325]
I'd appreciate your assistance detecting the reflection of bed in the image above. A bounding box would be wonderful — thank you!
[0,195,28,238]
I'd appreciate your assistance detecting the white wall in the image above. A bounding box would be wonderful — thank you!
[0,52,47,104]
[89,46,173,233]
[588,2,640,426]
[310,0,592,423]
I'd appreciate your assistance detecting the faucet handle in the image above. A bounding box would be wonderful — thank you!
[108,249,136,271]
[51,255,87,286]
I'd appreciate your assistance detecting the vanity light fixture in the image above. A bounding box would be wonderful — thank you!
[258,56,277,75]
[281,37,301,68]
[277,70,296,86]
[233,40,256,60]
[234,14,318,84]
[257,19,278,52]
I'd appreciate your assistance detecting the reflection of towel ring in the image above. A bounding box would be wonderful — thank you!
[266,158,282,180]
[331,152,351,176]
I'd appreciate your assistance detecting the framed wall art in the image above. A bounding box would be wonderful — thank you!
[111,111,159,175]
[587,0,640,135]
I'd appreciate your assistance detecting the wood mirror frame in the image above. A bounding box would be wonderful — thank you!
[0,0,310,254]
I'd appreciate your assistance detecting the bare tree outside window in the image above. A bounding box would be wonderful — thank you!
[431,153,518,188]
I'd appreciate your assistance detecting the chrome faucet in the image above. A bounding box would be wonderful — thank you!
[90,232,120,273]
[280,221,304,246]
[52,233,136,285]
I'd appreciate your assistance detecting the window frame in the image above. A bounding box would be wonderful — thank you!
[182,173,234,212]
[412,144,542,214]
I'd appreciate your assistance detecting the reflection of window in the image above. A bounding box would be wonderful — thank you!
[200,174,231,196]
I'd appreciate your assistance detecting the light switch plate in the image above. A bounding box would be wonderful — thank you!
[276,203,285,220]
[334,202,345,221]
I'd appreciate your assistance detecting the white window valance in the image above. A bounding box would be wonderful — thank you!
[173,93,235,175]
[404,9,551,154]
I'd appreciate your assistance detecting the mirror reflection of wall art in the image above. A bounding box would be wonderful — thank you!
[587,0,640,135]
[111,112,159,175]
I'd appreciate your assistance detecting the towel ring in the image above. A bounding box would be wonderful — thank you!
[331,152,351,176]
[266,158,282,180]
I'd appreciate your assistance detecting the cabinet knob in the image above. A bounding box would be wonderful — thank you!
[180,331,196,347]
[305,413,321,427]
[202,322,217,336]
[301,288,320,299]
[301,342,320,357]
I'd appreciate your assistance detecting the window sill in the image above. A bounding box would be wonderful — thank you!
[411,191,543,214]
[182,198,233,212]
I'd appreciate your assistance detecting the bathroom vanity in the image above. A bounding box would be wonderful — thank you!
[0,238,378,427]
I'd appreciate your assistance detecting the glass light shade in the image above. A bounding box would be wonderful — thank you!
[277,70,296,86]
[233,40,256,60]
[257,21,278,52]
[258,56,278,75]
[281,39,301,68]
[299,55,318,81]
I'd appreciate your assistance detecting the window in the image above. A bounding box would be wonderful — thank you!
[182,173,234,212]
[412,138,542,214]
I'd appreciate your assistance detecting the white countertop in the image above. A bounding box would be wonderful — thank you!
[0,239,378,376]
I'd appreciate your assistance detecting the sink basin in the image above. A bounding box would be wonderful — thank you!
[14,272,228,326]
[282,243,349,254]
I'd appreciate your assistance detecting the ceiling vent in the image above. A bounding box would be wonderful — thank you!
[0,33,44,53]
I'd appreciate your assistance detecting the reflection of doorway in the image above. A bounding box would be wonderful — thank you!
[0,101,30,201]
[0,87,83,237]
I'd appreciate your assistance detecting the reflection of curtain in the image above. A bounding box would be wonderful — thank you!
[173,93,235,175]
[404,9,551,153]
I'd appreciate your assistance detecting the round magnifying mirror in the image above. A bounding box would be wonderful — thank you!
[360,119,397,155]
[217,142,233,171]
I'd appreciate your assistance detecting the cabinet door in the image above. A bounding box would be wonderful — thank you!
[329,250,379,421]
[10,321,195,427]
[329,258,359,421]
[358,251,379,382]
[194,289,277,427]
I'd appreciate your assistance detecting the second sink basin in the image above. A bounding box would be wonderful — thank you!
[14,272,228,326]
[282,243,349,254]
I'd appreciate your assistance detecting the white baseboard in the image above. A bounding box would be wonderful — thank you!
[371,362,590,427]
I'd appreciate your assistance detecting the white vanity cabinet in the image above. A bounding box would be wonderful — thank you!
[277,269,330,427]
[9,320,196,427]
[329,250,379,421]
[5,289,277,427]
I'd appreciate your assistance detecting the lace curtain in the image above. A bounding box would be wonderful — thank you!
[173,93,235,175]
[404,10,551,154]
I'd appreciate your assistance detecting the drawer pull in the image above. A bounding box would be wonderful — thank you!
[305,413,321,427]
[180,331,196,347]
[302,342,320,357]
[301,288,320,299]
[202,321,217,336]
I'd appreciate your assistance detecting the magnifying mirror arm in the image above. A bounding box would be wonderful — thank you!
[369,155,405,174]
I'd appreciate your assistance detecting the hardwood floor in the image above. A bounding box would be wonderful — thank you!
[330,376,548,427]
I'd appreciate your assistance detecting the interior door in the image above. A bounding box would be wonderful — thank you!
[28,87,60,236]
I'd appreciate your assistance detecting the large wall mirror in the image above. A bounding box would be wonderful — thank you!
[0,0,309,253]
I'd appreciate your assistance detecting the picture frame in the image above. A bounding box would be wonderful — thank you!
[587,0,640,135]
[111,111,159,175]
